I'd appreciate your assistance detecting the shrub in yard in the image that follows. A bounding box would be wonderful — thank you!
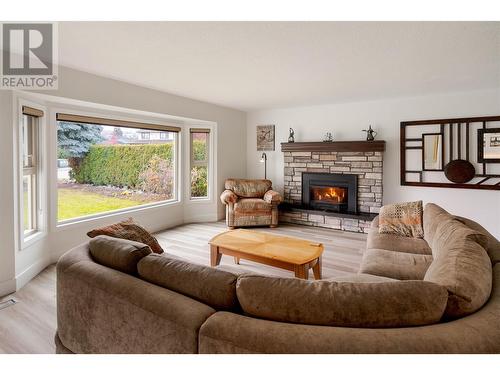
[73,143,173,190]
[192,138,207,160]
[138,155,174,196]
[191,166,208,197]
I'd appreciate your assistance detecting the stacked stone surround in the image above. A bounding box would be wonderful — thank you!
[280,150,383,233]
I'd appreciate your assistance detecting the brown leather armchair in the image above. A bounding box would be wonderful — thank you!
[220,179,283,229]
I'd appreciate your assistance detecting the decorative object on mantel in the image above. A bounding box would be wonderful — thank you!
[259,152,268,179]
[362,125,377,141]
[323,132,334,142]
[288,128,295,143]
[400,115,500,190]
[257,124,275,151]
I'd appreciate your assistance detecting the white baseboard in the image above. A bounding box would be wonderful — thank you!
[0,278,16,298]
[15,257,52,291]
[184,212,218,223]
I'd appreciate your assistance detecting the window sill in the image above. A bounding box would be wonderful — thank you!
[54,199,181,231]
[21,231,47,250]
[186,196,213,204]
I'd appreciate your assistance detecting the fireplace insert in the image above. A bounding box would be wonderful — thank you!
[302,173,357,213]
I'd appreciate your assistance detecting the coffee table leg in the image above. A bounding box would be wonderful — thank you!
[234,257,240,264]
[294,264,309,280]
[210,245,222,266]
[312,257,322,280]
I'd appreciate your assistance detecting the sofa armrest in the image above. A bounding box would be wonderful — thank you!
[220,190,238,205]
[56,244,215,353]
[263,190,283,205]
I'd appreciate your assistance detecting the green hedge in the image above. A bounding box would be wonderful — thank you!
[72,143,173,189]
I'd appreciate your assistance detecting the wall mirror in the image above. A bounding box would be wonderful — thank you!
[400,115,500,190]
[422,133,443,170]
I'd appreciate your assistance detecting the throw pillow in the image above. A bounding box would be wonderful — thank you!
[378,200,424,238]
[87,218,164,254]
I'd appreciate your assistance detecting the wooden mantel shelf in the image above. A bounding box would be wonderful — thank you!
[281,140,385,152]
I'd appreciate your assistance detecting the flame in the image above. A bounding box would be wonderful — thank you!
[312,187,346,203]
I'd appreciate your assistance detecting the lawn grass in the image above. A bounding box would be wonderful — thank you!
[58,188,145,221]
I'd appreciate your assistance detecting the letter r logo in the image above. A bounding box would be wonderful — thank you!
[2,23,53,75]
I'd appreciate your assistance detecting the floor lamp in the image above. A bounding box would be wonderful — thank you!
[260,152,267,179]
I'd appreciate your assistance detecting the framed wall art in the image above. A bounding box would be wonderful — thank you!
[478,128,500,163]
[257,124,275,151]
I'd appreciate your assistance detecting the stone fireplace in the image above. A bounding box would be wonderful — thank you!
[280,141,385,233]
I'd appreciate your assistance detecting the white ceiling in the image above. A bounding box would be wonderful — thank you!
[58,22,500,111]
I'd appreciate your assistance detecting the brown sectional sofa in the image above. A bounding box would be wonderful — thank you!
[55,203,500,354]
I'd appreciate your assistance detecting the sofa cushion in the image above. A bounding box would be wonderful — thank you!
[360,248,433,280]
[89,235,152,274]
[234,198,271,213]
[379,200,424,238]
[87,218,164,254]
[225,179,272,198]
[423,203,453,245]
[424,220,492,319]
[236,275,448,328]
[328,273,397,283]
[431,216,488,258]
[456,216,500,265]
[137,254,238,310]
[366,228,432,255]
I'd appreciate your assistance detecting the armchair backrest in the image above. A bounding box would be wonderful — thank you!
[225,179,272,198]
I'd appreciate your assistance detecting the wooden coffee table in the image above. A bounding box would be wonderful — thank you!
[209,229,324,279]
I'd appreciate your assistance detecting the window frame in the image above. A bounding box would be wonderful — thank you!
[16,100,47,248]
[22,115,39,236]
[189,128,211,201]
[52,108,183,227]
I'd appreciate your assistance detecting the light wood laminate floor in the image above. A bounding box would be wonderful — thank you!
[0,222,366,354]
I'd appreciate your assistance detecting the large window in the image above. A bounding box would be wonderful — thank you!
[21,108,41,236]
[56,113,179,222]
[190,129,210,199]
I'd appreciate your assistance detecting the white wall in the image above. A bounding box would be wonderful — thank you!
[0,91,16,296]
[0,66,246,296]
[246,89,500,238]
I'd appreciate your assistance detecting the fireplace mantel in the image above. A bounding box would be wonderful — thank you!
[281,140,385,152]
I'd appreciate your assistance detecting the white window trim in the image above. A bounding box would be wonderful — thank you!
[49,106,184,229]
[15,98,48,250]
[184,124,216,204]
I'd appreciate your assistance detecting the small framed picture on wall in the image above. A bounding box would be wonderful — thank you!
[256,124,275,151]
[478,128,500,163]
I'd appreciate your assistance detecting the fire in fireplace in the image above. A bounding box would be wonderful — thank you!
[310,186,347,204]
[302,173,357,213]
